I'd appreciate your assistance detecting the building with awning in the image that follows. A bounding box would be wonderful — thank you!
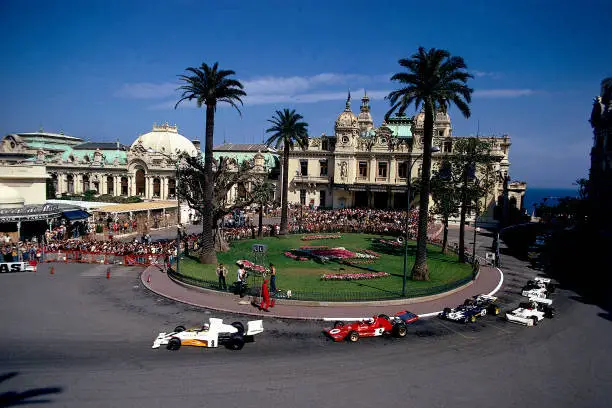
[0,203,88,241]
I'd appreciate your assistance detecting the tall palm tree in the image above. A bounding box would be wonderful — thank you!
[265,109,309,235]
[251,181,276,238]
[176,62,246,264]
[385,47,473,281]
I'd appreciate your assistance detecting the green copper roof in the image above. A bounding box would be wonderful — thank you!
[213,151,279,168]
[386,115,413,138]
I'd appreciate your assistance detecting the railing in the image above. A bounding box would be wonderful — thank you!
[167,268,474,302]
[43,251,166,266]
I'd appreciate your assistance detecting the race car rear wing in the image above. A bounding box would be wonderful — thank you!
[528,296,553,305]
[246,320,264,336]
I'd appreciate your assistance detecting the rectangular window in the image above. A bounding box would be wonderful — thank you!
[398,161,408,178]
[321,139,329,151]
[443,140,452,153]
[358,161,368,177]
[300,190,306,205]
[320,190,326,207]
[319,159,328,176]
[299,160,308,176]
[378,162,388,178]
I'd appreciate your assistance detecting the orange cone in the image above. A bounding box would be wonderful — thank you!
[106,268,111,279]
[50,266,54,275]
[147,274,151,283]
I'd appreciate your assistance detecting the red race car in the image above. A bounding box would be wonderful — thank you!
[323,311,419,342]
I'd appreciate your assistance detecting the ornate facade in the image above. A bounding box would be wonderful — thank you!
[284,92,526,224]
[589,77,612,229]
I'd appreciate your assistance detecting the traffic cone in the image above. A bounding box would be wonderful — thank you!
[50,266,54,275]
[106,268,111,279]
[147,273,151,283]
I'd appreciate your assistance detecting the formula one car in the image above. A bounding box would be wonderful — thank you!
[521,277,556,299]
[152,318,264,351]
[323,311,418,342]
[439,294,501,323]
[506,297,554,326]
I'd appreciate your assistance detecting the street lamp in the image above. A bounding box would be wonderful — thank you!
[175,161,181,275]
[402,145,440,297]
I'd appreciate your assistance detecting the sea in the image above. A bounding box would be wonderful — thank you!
[522,187,579,212]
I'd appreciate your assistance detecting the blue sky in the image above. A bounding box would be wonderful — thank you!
[1,0,610,188]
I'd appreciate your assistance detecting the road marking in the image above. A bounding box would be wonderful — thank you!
[487,267,505,296]
[322,267,505,322]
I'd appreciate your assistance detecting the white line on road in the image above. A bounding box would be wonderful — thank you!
[322,267,505,321]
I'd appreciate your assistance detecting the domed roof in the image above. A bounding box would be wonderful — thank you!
[131,123,198,156]
[0,185,25,208]
[335,92,358,129]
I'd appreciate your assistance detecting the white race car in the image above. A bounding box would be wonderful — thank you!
[521,277,555,299]
[506,297,554,326]
[152,318,264,351]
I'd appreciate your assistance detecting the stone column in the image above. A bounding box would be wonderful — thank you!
[389,156,396,184]
[74,174,81,194]
[369,156,376,183]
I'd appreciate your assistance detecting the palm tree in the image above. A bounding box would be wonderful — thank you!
[265,109,309,235]
[251,181,276,237]
[385,47,473,281]
[176,62,246,264]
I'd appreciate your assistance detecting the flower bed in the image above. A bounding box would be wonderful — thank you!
[320,271,390,281]
[236,259,269,274]
[301,234,342,241]
[299,245,329,250]
[343,259,377,265]
[284,251,309,261]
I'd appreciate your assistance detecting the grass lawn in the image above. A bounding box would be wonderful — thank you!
[177,233,473,301]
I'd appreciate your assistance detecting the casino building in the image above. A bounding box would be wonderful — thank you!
[283,92,526,224]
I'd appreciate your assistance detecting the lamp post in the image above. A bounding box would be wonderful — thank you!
[402,146,440,296]
[175,161,180,275]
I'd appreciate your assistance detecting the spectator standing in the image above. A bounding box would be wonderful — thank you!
[269,263,277,293]
[216,263,228,290]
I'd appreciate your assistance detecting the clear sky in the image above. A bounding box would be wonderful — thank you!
[1,0,610,188]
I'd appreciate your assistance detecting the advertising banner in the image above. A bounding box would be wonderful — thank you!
[0,262,35,273]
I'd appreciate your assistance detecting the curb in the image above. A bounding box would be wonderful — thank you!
[141,265,504,321]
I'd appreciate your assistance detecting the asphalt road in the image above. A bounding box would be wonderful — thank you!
[1,231,611,407]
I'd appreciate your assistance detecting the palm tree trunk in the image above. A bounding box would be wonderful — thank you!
[258,205,263,238]
[200,105,217,264]
[458,163,468,263]
[279,143,290,235]
[411,102,434,281]
[442,214,449,254]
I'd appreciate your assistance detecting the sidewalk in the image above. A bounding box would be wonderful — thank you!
[141,264,503,321]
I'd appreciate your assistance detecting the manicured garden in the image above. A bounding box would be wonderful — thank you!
[176,233,473,301]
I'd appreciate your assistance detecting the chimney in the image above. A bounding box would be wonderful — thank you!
[193,139,201,151]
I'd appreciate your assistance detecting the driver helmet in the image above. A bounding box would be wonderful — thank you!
[201,323,210,331]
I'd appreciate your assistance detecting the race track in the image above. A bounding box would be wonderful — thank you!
[1,254,611,407]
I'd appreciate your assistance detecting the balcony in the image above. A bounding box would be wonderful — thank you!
[293,174,331,183]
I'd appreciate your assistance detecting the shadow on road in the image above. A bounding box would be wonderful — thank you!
[0,372,63,407]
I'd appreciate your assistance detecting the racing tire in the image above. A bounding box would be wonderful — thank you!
[488,305,500,316]
[544,307,554,319]
[167,337,181,351]
[470,315,477,323]
[231,322,245,334]
[531,317,538,326]
[377,314,390,320]
[348,331,359,343]
[464,298,472,306]
[392,323,407,338]
[174,325,186,333]
[547,284,556,293]
[227,334,245,351]
[442,307,451,315]
[333,321,344,329]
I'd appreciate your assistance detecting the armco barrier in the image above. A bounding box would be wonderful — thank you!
[43,251,165,267]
